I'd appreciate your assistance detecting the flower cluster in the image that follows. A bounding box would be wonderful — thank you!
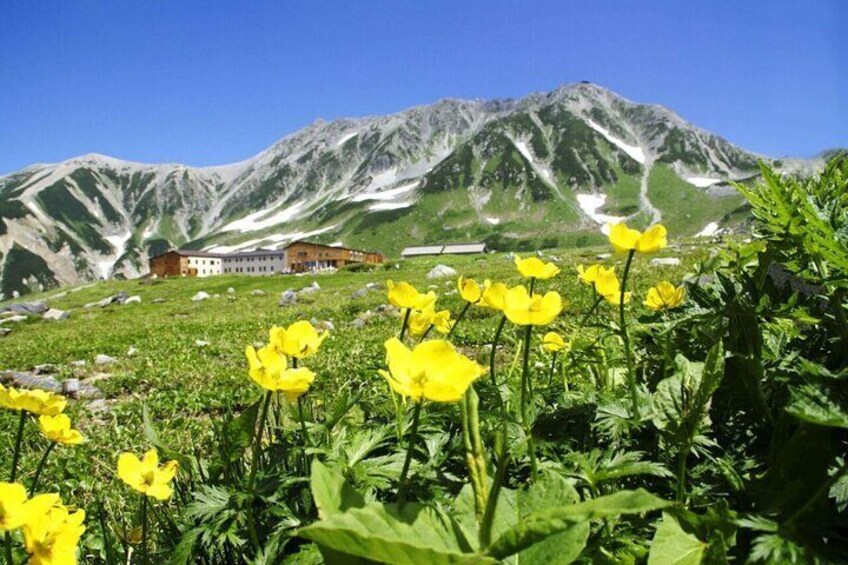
[117,449,179,501]
[245,320,326,401]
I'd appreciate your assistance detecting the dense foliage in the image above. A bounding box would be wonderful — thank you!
[1,157,846,564]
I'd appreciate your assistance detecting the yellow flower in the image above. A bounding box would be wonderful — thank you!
[541,332,566,353]
[386,280,437,310]
[577,264,615,286]
[270,320,327,359]
[22,502,85,565]
[38,415,85,445]
[608,223,667,254]
[0,385,66,416]
[644,281,686,311]
[379,338,484,403]
[480,280,508,311]
[594,270,631,305]
[245,345,316,401]
[514,255,560,280]
[407,306,452,337]
[0,481,29,531]
[457,276,483,303]
[502,286,564,326]
[117,449,179,501]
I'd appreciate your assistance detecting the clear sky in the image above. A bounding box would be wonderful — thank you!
[1,0,844,174]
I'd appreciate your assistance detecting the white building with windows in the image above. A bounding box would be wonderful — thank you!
[185,254,223,277]
[221,249,287,275]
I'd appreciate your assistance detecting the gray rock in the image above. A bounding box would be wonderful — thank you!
[279,290,298,306]
[226,287,236,295]
[250,289,266,296]
[124,295,142,304]
[650,257,681,267]
[349,318,367,328]
[0,371,62,393]
[70,360,87,368]
[195,340,210,347]
[0,328,11,337]
[2,301,48,315]
[94,354,117,366]
[426,264,457,279]
[127,346,138,357]
[191,291,211,302]
[365,282,379,289]
[85,399,111,415]
[152,298,166,304]
[84,294,125,309]
[114,291,130,305]
[42,309,69,321]
[34,364,57,374]
[351,288,369,299]
[299,282,321,295]
[0,315,28,325]
[596,253,612,260]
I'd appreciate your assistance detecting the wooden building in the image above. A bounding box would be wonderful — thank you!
[285,240,383,273]
[149,250,224,278]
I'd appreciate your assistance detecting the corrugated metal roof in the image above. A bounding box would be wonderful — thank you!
[443,243,487,254]
[401,246,445,256]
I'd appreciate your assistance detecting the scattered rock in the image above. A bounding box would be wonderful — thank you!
[351,288,369,299]
[85,399,111,415]
[42,309,69,321]
[427,265,457,279]
[279,290,298,306]
[84,292,129,309]
[227,287,236,295]
[1,370,62,393]
[250,289,266,296]
[195,340,210,348]
[650,257,681,267]
[1,301,48,315]
[127,346,138,357]
[299,282,321,295]
[596,253,612,260]
[365,282,379,290]
[70,360,87,368]
[94,354,117,366]
[191,291,211,302]
[114,291,130,305]
[349,318,367,329]
[0,328,11,337]
[152,298,166,304]
[124,295,142,304]
[34,364,57,374]
[0,315,28,325]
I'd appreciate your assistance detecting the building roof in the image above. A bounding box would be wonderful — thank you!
[443,243,487,254]
[401,245,445,256]
[222,248,285,258]
[152,249,224,259]
[286,240,383,257]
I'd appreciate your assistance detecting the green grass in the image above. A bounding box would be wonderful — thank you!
[0,244,703,510]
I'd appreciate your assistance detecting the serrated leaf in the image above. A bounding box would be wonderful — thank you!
[787,382,848,429]
[648,513,706,565]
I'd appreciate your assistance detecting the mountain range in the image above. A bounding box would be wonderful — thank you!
[0,82,824,297]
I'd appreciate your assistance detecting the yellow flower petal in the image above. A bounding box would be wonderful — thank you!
[457,276,483,303]
[514,255,560,280]
[503,286,564,326]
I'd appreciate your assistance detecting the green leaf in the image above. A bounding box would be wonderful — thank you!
[488,489,671,560]
[787,382,848,429]
[298,502,495,565]
[648,513,706,565]
[310,460,365,519]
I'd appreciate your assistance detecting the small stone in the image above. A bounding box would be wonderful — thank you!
[127,346,138,357]
[70,360,87,367]
[650,257,681,267]
[250,289,266,296]
[227,287,236,294]
[0,315,27,325]
[351,288,369,299]
[195,340,210,347]
[0,328,11,337]
[152,298,166,304]
[279,290,298,306]
[85,399,111,415]
[596,253,612,260]
[42,309,69,321]
[114,291,130,305]
[34,364,57,374]
[63,378,80,395]
[124,295,142,304]
[94,354,117,366]
[191,291,211,302]
[365,282,379,290]
[350,318,366,328]
[427,265,457,279]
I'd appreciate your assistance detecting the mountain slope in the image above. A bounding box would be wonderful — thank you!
[0,82,822,297]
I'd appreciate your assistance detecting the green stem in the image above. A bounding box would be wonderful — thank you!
[528,277,536,295]
[397,402,423,504]
[520,325,538,481]
[29,442,56,496]
[246,390,273,550]
[9,411,26,481]
[480,441,511,548]
[140,495,149,565]
[619,250,638,419]
[676,441,689,504]
[297,395,312,469]
[489,315,507,387]
[399,308,412,341]
[448,301,472,338]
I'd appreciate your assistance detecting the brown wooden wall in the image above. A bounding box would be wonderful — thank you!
[149,252,190,277]
[285,242,383,272]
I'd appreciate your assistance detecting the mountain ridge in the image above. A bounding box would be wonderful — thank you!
[0,82,824,298]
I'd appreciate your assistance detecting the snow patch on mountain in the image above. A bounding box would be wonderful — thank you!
[369,201,414,212]
[585,120,646,164]
[351,181,419,202]
[686,176,722,188]
[221,202,306,234]
[696,222,720,237]
[576,193,627,234]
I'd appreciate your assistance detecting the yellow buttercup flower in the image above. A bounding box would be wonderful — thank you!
[386,280,437,310]
[117,449,179,501]
[541,332,566,353]
[594,270,631,305]
[577,264,615,286]
[480,280,508,311]
[38,415,85,445]
[502,286,564,326]
[0,385,66,416]
[608,222,667,254]
[514,255,560,280]
[407,306,452,337]
[379,338,484,403]
[22,502,85,565]
[457,276,483,303]
[270,320,327,359]
[644,281,686,311]
[0,481,29,531]
[245,345,316,401]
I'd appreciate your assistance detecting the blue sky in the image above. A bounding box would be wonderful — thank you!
[0,0,844,173]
